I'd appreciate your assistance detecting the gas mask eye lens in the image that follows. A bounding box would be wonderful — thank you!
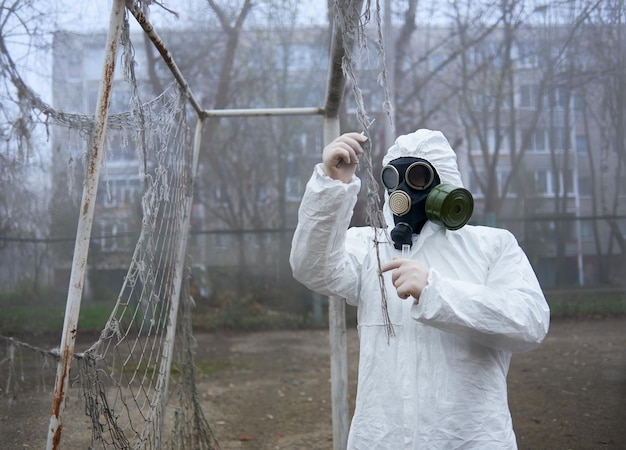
[381,165,399,191]
[406,162,434,190]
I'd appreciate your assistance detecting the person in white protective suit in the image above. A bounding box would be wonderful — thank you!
[290,129,550,449]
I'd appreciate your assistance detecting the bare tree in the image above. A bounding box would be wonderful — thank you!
[574,0,626,282]
[0,0,55,291]
[147,1,330,297]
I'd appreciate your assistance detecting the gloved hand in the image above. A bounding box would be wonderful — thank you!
[381,257,429,302]
[322,132,367,183]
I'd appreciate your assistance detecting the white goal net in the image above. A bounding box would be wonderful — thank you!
[1,4,219,448]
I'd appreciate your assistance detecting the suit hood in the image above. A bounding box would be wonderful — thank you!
[382,129,465,229]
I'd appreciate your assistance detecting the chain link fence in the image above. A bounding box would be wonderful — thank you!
[1,219,625,326]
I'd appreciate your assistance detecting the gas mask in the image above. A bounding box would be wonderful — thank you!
[381,157,474,249]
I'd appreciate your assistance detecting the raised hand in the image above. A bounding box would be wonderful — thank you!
[322,132,367,183]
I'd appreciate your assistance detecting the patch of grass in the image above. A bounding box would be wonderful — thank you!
[2,288,624,336]
[546,289,626,317]
[0,303,113,336]
[75,304,115,330]
[193,307,303,332]
[0,305,65,335]
[191,292,304,332]
[174,359,245,375]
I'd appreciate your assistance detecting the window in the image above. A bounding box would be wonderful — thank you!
[109,89,131,114]
[534,170,549,194]
[520,84,569,110]
[469,135,482,154]
[516,42,538,69]
[89,88,130,114]
[103,223,116,251]
[286,177,303,202]
[429,52,446,71]
[531,169,576,197]
[550,127,567,151]
[67,54,82,80]
[212,184,228,207]
[85,45,127,82]
[256,186,270,205]
[85,47,104,79]
[214,233,231,250]
[520,84,537,108]
[548,86,568,109]
[524,127,568,152]
[573,93,585,111]
[524,128,548,152]
[98,178,140,207]
[498,170,517,197]
[298,132,322,155]
[467,170,485,198]
[497,128,513,153]
[559,169,575,196]
[100,222,128,252]
[87,89,99,114]
[276,44,328,72]
[468,130,511,154]
[470,42,503,68]
[576,135,589,154]
[578,176,593,197]
[580,220,594,240]
[618,219,626,237]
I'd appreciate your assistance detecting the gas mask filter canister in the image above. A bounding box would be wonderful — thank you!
[381,157,474,249]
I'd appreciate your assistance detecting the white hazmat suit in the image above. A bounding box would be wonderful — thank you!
[290,129,550,449]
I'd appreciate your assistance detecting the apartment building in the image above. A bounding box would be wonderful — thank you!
[50,21,626,292]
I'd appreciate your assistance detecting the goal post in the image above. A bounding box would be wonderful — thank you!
[47,1,127,447]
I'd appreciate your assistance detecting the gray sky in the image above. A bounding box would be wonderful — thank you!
[58,0,328,31]
[16,0,328,103]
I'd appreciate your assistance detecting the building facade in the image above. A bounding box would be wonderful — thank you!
[50,21,626,293]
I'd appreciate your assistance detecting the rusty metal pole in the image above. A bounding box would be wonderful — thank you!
[158,117,204,434]
[46,1,126,448]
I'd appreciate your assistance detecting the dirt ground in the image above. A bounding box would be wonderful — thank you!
[1,316,625,449]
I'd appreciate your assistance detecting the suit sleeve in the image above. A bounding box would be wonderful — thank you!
[412,229,550,353]
[289,164,363,303]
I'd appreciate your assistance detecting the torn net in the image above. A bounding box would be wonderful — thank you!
[0,16,219,448]
[334,0,395,339]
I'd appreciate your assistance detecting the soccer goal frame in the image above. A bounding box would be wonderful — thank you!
[47,1,366,449]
